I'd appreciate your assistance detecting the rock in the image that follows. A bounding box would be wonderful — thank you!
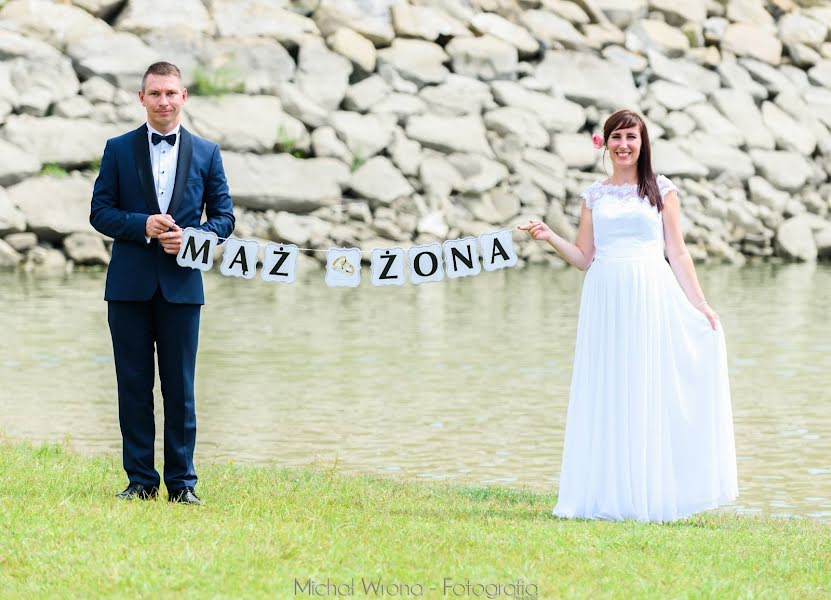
[750,150,813,192]
[327,28,376,74]
[703,16,729,43]
[649,80,706,111]
[80,77,117,104]
[484,107,549,148]
[311,126,353,165]
[66,32,161,91]
[1,115,121,167]
[739,58,793,93]
[295,37,353,112]
[389,127,422,177]
[419,74,494,116]
[648,0,708,24]
[445,35,518,81]
[63,232,110,266]
[647,50,721,94]
[1,0,112,49]
[520,9,589,50]
[209,0,319,45]
[716,60,768,100]
[592,0,648,29]
[377,38,449,88]
[417,211,449,239]
[350,156,414,205]
[626,19,689,57]
[775,214,830,261]
[328,111,395,160]
[420,155,464,199]
[116,0,215,38]
[470,12,540,57]
[343,75,391,113]
[406,114,495,157]
[0,188,26,236]
[786,43,821,68]
[0,139,41,187]
[601,45,649,73]
[816,227,831,258]
[726,0,775,29]
[390,3,469,41]
[536,50,640,110]
[761,101,817,155]
[684,103,744,147]
[276,83,328,129]
[24,245,68,274]
[721,23,782,65]
[3,232,37,252]
[369,93,427,123]
[515,148,567,199]
[551,133,597,169]
[749,176,789,212]
[0,238,23,270]
[447,153,509,194]
[661,111,697,137]
[808,60,831,89]
[205,38,297,95]
[9,173,96,241]
[650,140,708,178]
[678,133,755,180]
[54,96,94,119]
[184,95,310,154]
[313,0,396,46]
[583,22,627,48]
[5,53,80,117]
[72,0,124,19]
[710,88,775,150]
[490,81,585,132]
[223,152,349,212]
[545,200,577,241]
[270,212,332,247]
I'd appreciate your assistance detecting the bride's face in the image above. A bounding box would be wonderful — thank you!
[607,125,641,169]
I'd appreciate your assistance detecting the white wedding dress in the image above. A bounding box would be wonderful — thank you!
[552,175,738,522]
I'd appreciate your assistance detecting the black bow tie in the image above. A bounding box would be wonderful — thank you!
[151,132,177,146]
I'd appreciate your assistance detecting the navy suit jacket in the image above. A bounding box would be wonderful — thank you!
[90,124,235,304]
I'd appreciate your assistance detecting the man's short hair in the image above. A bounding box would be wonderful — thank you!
[141,62,182,91]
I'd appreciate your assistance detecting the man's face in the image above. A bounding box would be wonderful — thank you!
[139,73,187,133]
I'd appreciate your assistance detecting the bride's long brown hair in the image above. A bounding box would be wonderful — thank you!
[602,109,663,212]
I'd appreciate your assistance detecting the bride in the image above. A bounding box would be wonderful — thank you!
[520,109,738,522]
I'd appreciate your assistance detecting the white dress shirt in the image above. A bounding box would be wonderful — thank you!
[146,122,180,214]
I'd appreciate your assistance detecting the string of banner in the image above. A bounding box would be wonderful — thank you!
[176,227,519,288]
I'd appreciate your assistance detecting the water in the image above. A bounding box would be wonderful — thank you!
[1,263,830,521]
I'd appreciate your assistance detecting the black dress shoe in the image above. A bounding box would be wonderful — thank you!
[115,483,159,500]
[168,487,203,505]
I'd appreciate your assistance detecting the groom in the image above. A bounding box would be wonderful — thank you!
[90,62,235,505]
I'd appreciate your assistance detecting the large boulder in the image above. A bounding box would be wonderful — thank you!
[313,0,396,46]
[490,81,585,133]
[651,140,708,178]
[208,0,319,45]
[349,156,414,205]
[0,238,22,270]
[536,50,640,110]
[685,103,744,147]
[0,187,26,235]
[390,3,469,41]
[0,0,112,49]
[749,150,813,192]
[445,35,519,81]
[327,111,395,159]
[677,134,755,180]
[1,115,122,167]
[775,214,831,261]
[115,0,215,37]
[0,139,41,187]
[67,32,161,91]
[647,50,721,93]
[419,75,494,116]
[519,9,589,50]
[721,23,782,65]
[204,38,296,95]
[761,101,817,155]
[5,54,80,117]
[9,173,97,242]
[327,28,376,73]
[649,80,706,111]
[710,88,775,150]
[626,19,689,57]
[377,39,450,88]
[470,12,540,57]
[406,114,495,157]
[223,152,350,212]
[484,107,550,148]
[295,37,353,112]
[63,232,110,266]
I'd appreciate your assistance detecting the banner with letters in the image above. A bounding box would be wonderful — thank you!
[176,227,518,288]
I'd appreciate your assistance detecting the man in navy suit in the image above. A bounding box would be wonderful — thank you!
[90,62,234,505]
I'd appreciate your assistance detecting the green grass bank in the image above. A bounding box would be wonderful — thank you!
[0,441,829,599]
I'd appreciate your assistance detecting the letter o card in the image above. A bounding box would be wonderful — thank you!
[177,227,218,272]
[261,243,299,284]
[325,247,362,287]
[370,248,405,287]
[443,237,481,279]
[407,243,444,285]
[479,229,518,271]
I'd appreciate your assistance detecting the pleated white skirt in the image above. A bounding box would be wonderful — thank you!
[553,251,738,522]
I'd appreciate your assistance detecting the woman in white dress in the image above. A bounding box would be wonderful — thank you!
[519,109,738,522]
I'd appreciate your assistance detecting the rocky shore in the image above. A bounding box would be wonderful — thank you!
[1,0,831,275]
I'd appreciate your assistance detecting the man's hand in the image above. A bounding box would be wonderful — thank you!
[159,224,183,255]
[146,214,176,239]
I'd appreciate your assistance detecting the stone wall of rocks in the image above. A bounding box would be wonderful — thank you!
[1,0,831,274]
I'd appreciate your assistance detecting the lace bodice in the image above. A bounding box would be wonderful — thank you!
[581,175,678,260]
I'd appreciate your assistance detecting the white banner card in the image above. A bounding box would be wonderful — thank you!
[220,238,260,280]
[371,247,406,287]
[261,243,299,284]
[326,248,362,287]
[177,227,218,272]
[443,237,481,279]
[408,243,444,285]
[479,229,518,271]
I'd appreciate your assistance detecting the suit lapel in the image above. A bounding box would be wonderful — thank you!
[132,124,161,215]
[167,126,193,218]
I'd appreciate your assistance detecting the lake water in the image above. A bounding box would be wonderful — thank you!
[1,263,829,521]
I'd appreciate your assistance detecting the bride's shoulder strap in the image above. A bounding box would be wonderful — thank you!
[580,181,602,210]
[656,174,678,200]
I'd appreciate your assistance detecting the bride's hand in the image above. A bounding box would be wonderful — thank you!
[697,303,720,330]
[518,219,554,243]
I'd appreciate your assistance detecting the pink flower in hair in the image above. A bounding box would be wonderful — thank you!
[591,133,604,149]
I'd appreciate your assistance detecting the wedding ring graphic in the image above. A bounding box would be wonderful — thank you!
[332,255,355,275]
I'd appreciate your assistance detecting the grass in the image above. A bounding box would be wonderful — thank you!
[39,163,68,177]
[190,65,244,96]
[1,441,829,598]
